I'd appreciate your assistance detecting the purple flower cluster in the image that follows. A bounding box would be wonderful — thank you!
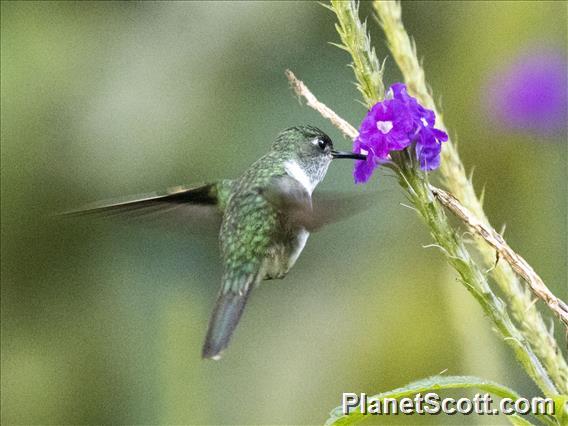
[486,48,567,135]
[353,83,448,183]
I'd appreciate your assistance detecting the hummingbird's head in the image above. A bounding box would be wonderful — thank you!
[271,125,366,193]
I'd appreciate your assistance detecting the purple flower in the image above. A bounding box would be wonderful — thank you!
[353,83,448,183]
[486,48,567,135]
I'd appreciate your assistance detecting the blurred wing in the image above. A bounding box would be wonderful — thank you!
[61,182,226,230]
[308,190,379,231]
[263,176,379,232]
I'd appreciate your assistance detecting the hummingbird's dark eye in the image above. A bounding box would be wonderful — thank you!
[317,139,327,150]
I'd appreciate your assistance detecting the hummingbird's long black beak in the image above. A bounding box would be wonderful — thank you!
[331,150,367,160]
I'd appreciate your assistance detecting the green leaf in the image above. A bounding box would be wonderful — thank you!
[508,415,539,426]
[552,395,567,425]
[325,375,545,426]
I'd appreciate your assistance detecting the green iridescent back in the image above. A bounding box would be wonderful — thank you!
[219,151,287,294]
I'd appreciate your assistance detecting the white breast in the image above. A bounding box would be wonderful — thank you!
[284,160,315,195]
[288,228,309,269]
[283,160,313,270]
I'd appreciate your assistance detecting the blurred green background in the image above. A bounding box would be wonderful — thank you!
[1,1,566,425]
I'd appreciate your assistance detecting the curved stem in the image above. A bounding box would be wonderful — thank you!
[373,0,568,394]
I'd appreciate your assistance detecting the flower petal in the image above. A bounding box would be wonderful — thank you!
[354,82,448,181]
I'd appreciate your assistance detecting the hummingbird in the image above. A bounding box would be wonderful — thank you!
[68,126,367,360]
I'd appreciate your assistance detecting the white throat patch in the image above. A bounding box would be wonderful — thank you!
[284,160,316,195]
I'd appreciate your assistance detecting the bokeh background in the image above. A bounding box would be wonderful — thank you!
[1,1,566,425]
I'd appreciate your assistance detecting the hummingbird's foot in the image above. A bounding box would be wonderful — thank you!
[265,273,287,280]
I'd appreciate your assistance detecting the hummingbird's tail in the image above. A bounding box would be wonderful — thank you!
[202,276,257,360]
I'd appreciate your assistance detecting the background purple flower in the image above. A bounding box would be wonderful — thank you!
[486,47,567,135]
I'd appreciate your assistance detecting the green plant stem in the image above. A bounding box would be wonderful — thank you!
[323,0,385,103]
[328,0,562,397]
[373,0,568,394]
[393,151,558,398]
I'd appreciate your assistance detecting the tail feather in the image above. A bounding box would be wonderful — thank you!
[201,285,254,360]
